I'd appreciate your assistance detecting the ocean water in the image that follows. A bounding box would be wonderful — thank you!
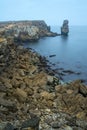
[24,26,87,84]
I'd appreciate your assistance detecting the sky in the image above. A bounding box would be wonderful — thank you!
[1,0,87,25]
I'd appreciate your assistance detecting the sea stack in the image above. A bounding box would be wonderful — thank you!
[61,20,69,36]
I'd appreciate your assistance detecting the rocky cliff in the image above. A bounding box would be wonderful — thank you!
[0,21,58,43]
[61,20,69,36]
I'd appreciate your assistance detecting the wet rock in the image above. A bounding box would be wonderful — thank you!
[62,70,75,74]
[49,55,56,58]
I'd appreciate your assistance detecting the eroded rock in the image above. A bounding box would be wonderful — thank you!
[61,20,69,36]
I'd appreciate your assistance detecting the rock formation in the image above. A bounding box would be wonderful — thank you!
[61,20,69,36]
[0,42,87,129]
[0,21,58,43]
[0,21,87,130]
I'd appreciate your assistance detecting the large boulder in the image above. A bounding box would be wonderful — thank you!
[61,20,69,36]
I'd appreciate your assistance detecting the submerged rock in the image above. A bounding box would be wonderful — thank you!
[61,20,69,36]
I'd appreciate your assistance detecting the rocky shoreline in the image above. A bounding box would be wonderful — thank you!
[0,20,59,44]
[0,42,87,130]
[0,21,87,130]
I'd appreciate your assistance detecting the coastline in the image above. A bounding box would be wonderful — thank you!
[0,43,87,129]
[0,21,87,129]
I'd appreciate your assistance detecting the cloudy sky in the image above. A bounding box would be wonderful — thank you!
[1,0,87,25]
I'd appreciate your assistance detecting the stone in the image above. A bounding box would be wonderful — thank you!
[76,112,86,120]
[0,122,14,130]
[0,38,7,44]
[76,120,87,129]
[40,91,55,100]
[21,116,40,130]
[51,121,62,128]
[0,98,17,112]
[14,88,27,102]
[63,125,73,130]
[79,85,87,97]
[29,110,41,117]
[61,20,69,36]
[47,75,54,83]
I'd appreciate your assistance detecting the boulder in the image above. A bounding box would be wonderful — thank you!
[61,20,69,36]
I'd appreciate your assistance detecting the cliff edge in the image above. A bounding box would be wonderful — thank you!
[0,20,58,43]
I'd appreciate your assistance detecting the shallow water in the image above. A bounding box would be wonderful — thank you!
[24,26,87,84]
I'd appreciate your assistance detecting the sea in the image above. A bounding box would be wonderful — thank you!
[24,26,87,84]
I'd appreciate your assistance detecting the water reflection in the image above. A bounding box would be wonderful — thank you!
[24,26,87,84]
[61,35,68,42]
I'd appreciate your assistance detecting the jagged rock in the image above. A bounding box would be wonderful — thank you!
[0,38,7,44]
[21,116,40,130]
[0,43,87,130]
[0,122,14,130]
[79,84,87,97]
[61,20,69,36]
[14,88,27,102]
[0,98,17,112]
[0,21,58,43]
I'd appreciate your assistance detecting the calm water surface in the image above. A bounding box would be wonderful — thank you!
[24,26,87,84]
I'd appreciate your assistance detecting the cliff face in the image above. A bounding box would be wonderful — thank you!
[0,21,58,43]
[61,20,69,36]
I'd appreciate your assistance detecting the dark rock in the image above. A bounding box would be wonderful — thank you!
[21,116,40,130]
[76,120,87,129]
[49,55,56,58]
[3,123,15,130]
[61,20,69,36]
[51,121,62,128]
[0,85,7,92]
[0,98,17,112]
[79,85,87,97]
[0,122,15,130]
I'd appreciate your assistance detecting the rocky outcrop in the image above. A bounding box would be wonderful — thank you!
[0,43,87,129]
[61,20,69,36]
[0,21,58,43]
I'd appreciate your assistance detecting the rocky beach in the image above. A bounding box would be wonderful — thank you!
[0,21,87,130]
